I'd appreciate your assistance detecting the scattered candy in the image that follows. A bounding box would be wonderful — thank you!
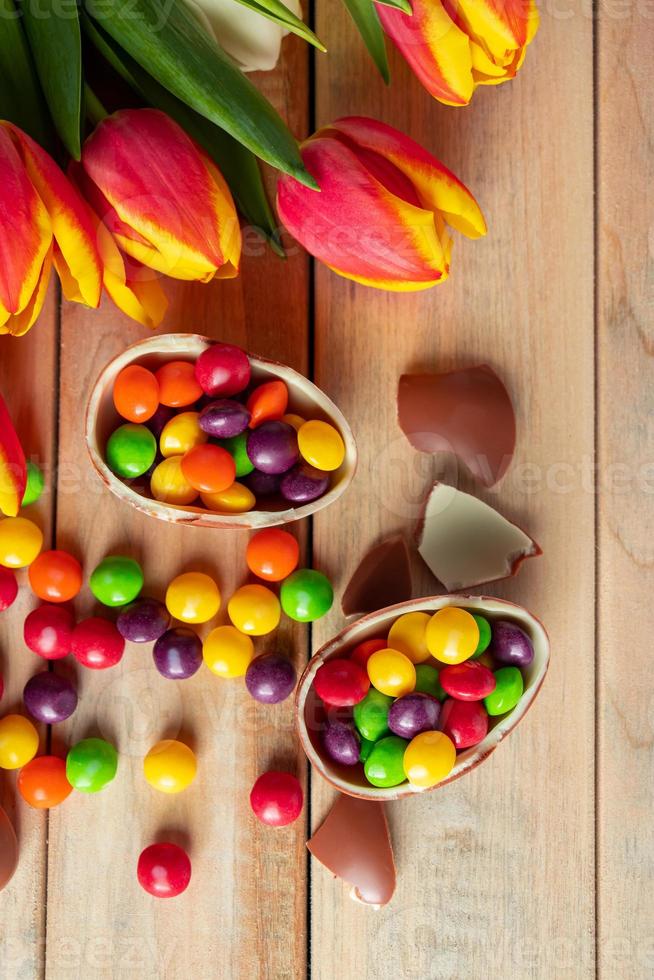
[203,625,254,677]
[22,461,45,506]
[165,572,220,624]
[0,714,39,769]
[484,666,524,716]
[181,444,235,493]
[439,699,488,749]
[364,735,407,788]
[153,628,203,680]
[439,661,496,701]
[106,423,157,479]
[155,360,202,407]
[71,616,125,669]
[246,421,298,475]
[66,737,118,793]
[138,843,191,898]
[387,612,430,664]
[24,604,74,660]
[246,528,299,582]
[23,672,77,724]
[150,457,198,505]
[489,620,534,667]
[90,556,143,607]
[247,380,288,428]
[28,550,83,603]
[341,535,412,617]
[160,412,207,458]
[117,597,171,643]
[0,516,43,567]
[280,569,333,622]
[200,400,250,438]
[314,659,369,707]
[403,731,456,789]
[322,719,360,766]
[388,693,440,739]
[144,739,197,794]
[250,770,303,827]
[113,364,160,423]
[0,567,18,611]
[228,584,280,636]
[425,607,479,664]
[195,343,250,397]
[18,756,72,809]
[367,648,416,698]
[245,653,296,704]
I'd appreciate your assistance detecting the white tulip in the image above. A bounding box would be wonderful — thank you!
[188,0,304,72]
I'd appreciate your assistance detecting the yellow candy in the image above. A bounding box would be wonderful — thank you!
[150,457,199,505]
[297,420,345,472]
[201,483,256,514]
[143,739,197,794]
[387,612,431,664]
[425,607,479,664]
[367,647,416,698]
[166,571,221,624]
[403,731,456,789]
[160,412,207,458]
[282,413,305,432]
[228,584,280,636]
[0,517,43,568]
[203,625,254,677]
[0,715,39,769]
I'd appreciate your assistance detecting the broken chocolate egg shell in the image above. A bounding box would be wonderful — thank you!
[86,334,357,530]
[341,534,412,617]
[296,595,549,802]
[0,805,18,891]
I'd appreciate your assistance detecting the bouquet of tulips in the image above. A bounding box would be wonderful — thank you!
[0,0,538,335]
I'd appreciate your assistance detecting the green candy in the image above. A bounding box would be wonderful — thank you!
[484,666,524,716]
[364,735,407,788]
[22,461,44,506]
[353,688,393,742]
[90,555,143,607]
[359,738,376,764]
[219,432,254,477]
[106,423,156,479]
[66,738,118,793]
[471,615,492,658]
[280,569,333,622]
[414,664,446,702]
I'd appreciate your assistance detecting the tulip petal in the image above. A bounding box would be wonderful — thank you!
[0,247,53,338]
[457,0,532,53]
[0,391,27,516]
[327,117,487,240]
[97,221,168,330]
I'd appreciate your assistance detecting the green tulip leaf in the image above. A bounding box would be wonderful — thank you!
[341,0,389,83]
[376,0,412,12]
[228,0,326,51]
[83,0,314,186]
[0,0,52,147]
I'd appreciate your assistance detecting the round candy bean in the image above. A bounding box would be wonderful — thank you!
[367,648,416,698]
[160,412,207,458]
[166,572,220,624]
[138,843,191,898]
[106,423,157,479]
[353,688,393,741]
[155,360,202,407]
[250,771,303,827]
[246,528,299,582]
[71,617,125,669]
[153,628,202,680]
[22,461,44,506]
[439,661,496,701]
[350,638,386,668]
[218,432,255,477]
[201,483,256,513]
[23,672,77,724]
[245,653,296,704]
[247,421,298,476]
[28,550,82,603]
[282,414,305,432]
[280,569,333,622]
[484,666,524,716]
[314,658,369,707]
[388,693,440,739]
[297,420,345,472]
[117,598,170,643]
[246,380,288,428]
[322,719,360,767]
[359,738,375,763]
[150,457,198,505]
[66,738,118,793]
[439,699,488,749]
[0,517,43,568]
[425,607,480,664]
[0,715,39,769]
[414,664,446,701]
[113,365,159,423]
[181,444,235,494]
[24,604,74,660]
[228,584,280,636]
[364,736,407,788]
[403,731,456,789]
[195,343,251,398]
[0,567,18,611]
[243,469,281,497]
[199,399,250,438]
[203,625,254,678]
[489,620,535,668]
[144,739,197,794]
[18,756,72,809]
[387,612,431,664]
[90,556,143,607]
[145,404,176,440]
[471,615,492,658]
[280,463,329,504]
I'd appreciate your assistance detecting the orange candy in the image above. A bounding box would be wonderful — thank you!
[181,444,236,493]
[155,361,203,408]
[247,381,288,428]
[113,365,160,423]
[18,756,72,809]
[246,528,299,582]
[28,550,82,602]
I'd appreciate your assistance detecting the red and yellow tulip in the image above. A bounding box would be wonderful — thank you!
[276,116,486,291]
[74,109,242,329]
[0,122,102,337]
[0,392,26,517]
[377,0,539,107]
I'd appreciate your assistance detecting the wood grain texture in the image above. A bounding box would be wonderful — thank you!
[311,4,596,978]
[597,10,654,979]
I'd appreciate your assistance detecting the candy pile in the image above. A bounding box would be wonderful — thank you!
[311,606,534,790]
[105,343,347,514]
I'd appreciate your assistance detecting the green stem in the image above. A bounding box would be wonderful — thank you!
[84,83,108,127]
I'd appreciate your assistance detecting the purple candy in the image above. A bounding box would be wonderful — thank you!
[23,671,77,724]
[243,469,281,496]
[245,653,297,704]
[246,421,298,475]
[117,597,170,643]
[280,462,330,504]
[388,693,440,739]
[199,399,250,438]
[145,404,176,441]
[322,719,360,767]
[153,627,203,679]
[489,620,534,668]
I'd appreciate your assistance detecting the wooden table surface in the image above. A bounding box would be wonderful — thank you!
[1,3,652,978]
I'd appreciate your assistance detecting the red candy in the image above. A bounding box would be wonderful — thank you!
[314,658,370,707]
[28,550,83,603]
[440,699,489,749]
[250,770,303,827]
[194,343,251,397]
[350,638,386,668]
[0,567,18,611]
[137,842,192,898]
[71,617,125,669]
[24,604,74,660]
[439,661,496,701]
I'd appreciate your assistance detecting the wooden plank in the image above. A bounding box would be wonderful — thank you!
[0,285,58,979]
[311,5,596,978]
[44,48,310,979]
[597,14,654,979]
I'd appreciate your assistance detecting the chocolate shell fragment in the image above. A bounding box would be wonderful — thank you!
[341,535,412,617]
[416,483,541,592]
[398,365,516,487]
[307,794,396,907]
[0,805,18,891]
